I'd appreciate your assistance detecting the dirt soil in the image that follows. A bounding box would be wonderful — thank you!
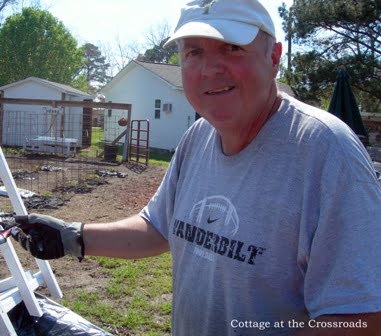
[0,163,166,314]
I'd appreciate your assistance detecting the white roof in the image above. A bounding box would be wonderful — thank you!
[0,77,93,99]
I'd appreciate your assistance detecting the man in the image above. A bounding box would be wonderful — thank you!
[14,1,381,335]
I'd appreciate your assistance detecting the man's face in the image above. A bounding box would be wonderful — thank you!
[179,33,281,132]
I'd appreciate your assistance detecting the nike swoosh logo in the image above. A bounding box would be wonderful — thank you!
[207,217,219,224]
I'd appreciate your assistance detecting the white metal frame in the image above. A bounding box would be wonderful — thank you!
[0,147,62,335]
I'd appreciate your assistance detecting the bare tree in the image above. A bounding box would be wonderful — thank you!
[0,0,42,24]
[0,0,15,12]
[144,19,172,49]
[98,36,142,77]
[0,0,16,22]
[1,0,41,12]
[98,20,173,78]
[98,41,118,78]
[114,34,142,70]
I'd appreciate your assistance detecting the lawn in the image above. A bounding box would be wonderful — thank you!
[62,254,172,335]
[59,127,173,335]
[84,127,172,168]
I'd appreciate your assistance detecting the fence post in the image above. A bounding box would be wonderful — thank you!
[122,106,132,162]
[0,91,4,146]
[82,99,93,148]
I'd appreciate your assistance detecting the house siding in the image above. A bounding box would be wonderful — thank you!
[103,64,195,151]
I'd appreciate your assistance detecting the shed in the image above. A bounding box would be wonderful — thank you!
[0,77,93,152]
[101,60,295,151]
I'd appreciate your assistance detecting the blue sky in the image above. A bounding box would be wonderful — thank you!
[42,0,293,47]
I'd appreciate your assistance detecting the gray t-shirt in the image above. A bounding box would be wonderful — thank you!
[140,95,381,335]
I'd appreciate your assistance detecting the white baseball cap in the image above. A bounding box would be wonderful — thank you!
[164,0,276,48]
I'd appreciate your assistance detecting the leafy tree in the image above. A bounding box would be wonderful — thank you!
[142,21,177,64]
[168,52,180,65]
[279,0,381,111]
[143,37,178,64]
[0,7,84,86]
[80,43,112,93]
[71,73,91,94]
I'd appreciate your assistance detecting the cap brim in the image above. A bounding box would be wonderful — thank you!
[164,20,260,48]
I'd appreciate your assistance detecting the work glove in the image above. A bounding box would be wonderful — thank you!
[13,213,84,260]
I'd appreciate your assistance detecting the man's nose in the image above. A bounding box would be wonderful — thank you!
[200,54,226,78]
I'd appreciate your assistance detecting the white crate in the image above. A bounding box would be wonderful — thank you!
[24,136,78,156]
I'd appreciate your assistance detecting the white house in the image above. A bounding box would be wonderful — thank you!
[101,60,195,152]
[101,60,295,151]
[0,77,93,152]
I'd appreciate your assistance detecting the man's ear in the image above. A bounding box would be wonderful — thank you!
[271,42,283,68]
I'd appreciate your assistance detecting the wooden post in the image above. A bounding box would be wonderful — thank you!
[0,97,131,110]
[0,91,4,146]
[61,93,66,138]
[82,99,93,147]
[122,106,132,162]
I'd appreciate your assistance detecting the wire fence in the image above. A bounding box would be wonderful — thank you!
[0,108,130,212]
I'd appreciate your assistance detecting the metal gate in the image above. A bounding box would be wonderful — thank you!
[129,120,150,165]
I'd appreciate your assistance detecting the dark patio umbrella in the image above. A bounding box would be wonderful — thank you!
[328,68,368,138]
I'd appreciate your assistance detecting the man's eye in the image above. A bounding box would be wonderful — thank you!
[228,44,242,52]
[187,49,202,57]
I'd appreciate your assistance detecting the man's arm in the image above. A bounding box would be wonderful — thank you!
[295,313,381,336]
[83,214,169,259]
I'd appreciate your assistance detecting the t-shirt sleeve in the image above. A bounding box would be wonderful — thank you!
[302,140,381,318]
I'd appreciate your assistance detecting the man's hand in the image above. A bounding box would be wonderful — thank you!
[13,213,84,260]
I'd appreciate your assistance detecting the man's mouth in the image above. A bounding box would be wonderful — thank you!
[205,86,235,95]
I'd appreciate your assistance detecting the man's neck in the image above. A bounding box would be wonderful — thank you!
[219,93,282,156]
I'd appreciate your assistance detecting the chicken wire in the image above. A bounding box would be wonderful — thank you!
[0,108,128,213]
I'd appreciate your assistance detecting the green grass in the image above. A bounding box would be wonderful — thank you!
[92,127,104,145]
[62,253,172,335]
[148,151,173,167]
[2,146,24,155]
[77,127,172,167]
[66,130,172,334]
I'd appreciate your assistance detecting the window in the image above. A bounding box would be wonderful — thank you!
[163,103,172,113]
[154,99,161,119]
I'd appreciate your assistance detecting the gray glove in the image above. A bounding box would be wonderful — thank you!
[14,213,84,260]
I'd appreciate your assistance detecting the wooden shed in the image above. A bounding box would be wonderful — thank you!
[0,77,93,152]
